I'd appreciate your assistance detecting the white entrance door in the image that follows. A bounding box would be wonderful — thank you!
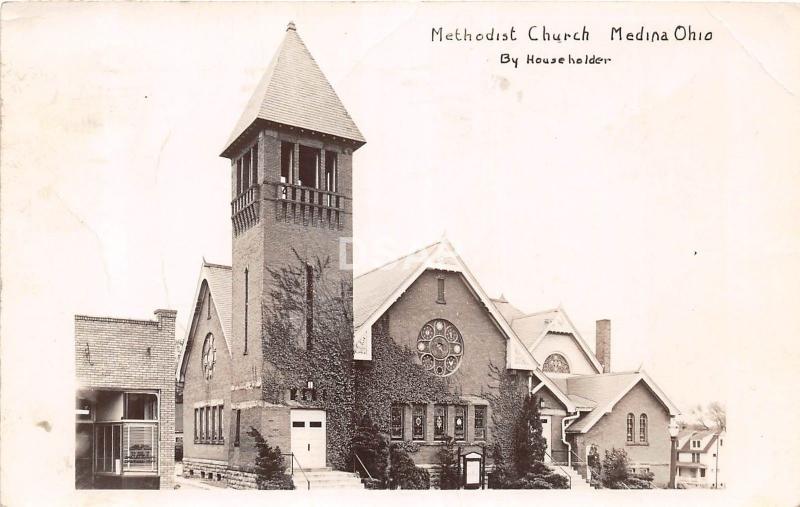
[540,416,552,462]
[290,409,326,469]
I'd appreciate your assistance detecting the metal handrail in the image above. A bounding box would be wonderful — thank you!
[543,450,571,490]
[281,453,311,490]
[353,452,374,481]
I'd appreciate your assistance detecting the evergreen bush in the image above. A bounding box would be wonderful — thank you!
[247,426,294,490]
[388,444,430,489]
[352,413,389,487]
[435,436,460,489]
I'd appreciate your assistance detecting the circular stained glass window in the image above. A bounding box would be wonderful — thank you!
[417,319,463,377]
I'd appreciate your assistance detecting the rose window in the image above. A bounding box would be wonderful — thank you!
[417,319,463,377]
[542,353,570,374]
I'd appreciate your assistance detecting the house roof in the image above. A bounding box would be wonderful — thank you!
[221,22,365,158]
[564,370,681,433]
[678,430,722,453]
[352,238,540,371]
[176,261,232,382]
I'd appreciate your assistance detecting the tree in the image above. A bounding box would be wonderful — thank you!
[436,436,460,489]
[488,392,568,489]
[689,402,726,432]
[707,402,726,432]
[512,393,547,476]
[247,426,294,489]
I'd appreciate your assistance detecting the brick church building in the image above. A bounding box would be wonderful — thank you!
[177,23,680,489]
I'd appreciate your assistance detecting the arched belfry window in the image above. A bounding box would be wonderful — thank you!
[639,414,648,443]
[626,413,635,442]
[542,353,570,374]
[202,333,216,380]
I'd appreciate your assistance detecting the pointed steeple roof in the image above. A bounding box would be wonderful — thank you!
[221,22,365,158]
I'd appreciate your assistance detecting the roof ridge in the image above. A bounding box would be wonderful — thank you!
[354,241,441,280]
[203,261,232,270]
[516,307,561,319]
[569,371,641,379]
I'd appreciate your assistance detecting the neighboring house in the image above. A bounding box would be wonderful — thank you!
[176,21,681,489]
[676,430,725,488]
[75,310,176,489]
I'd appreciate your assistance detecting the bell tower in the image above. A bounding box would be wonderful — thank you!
[221,22,365,399]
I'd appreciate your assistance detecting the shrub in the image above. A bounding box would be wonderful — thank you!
[599,448,654,489]
[388,444,430,489]
[436,436,460,489]
[247,426,294,490]
[352,414,389,486]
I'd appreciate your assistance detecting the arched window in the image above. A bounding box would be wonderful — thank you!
[626,413,635,443]
[542,353,570,374]
[202,333,216,380]
[639,414,648,443]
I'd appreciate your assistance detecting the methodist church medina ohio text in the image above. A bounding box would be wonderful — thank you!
[431,25,713,43]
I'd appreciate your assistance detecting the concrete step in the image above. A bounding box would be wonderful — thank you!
[292,469,365,490]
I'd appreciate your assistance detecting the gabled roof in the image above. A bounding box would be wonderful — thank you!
[352,238,539,372]
[221,22,365,158]
[354,242,439,331]
[564,370,680,433]
[176,261,232,382]
[678,430,722,453]
[502,305,604,374]
[491,296,527,322]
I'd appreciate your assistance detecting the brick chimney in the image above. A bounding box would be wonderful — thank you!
[595,319,611,373]
[154,309,177,334]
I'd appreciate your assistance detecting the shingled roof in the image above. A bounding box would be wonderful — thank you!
[352,238,539,371]
[176,261,232,382]
[221,22,365,158]
[564,370,680,433]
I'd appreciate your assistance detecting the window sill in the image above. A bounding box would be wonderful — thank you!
[194,439,225,445]
[626,442,649,447]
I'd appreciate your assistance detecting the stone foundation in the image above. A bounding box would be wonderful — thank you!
[182,458,228,484]
[226,466,259,490]
[181,458,263,489]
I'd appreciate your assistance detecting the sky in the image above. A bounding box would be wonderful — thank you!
[2,3,799,505]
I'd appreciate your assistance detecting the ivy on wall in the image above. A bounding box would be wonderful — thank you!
[354,319,460,434]
[259,252,356,470]
[484,361,526,465]
[256,251,523,471]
